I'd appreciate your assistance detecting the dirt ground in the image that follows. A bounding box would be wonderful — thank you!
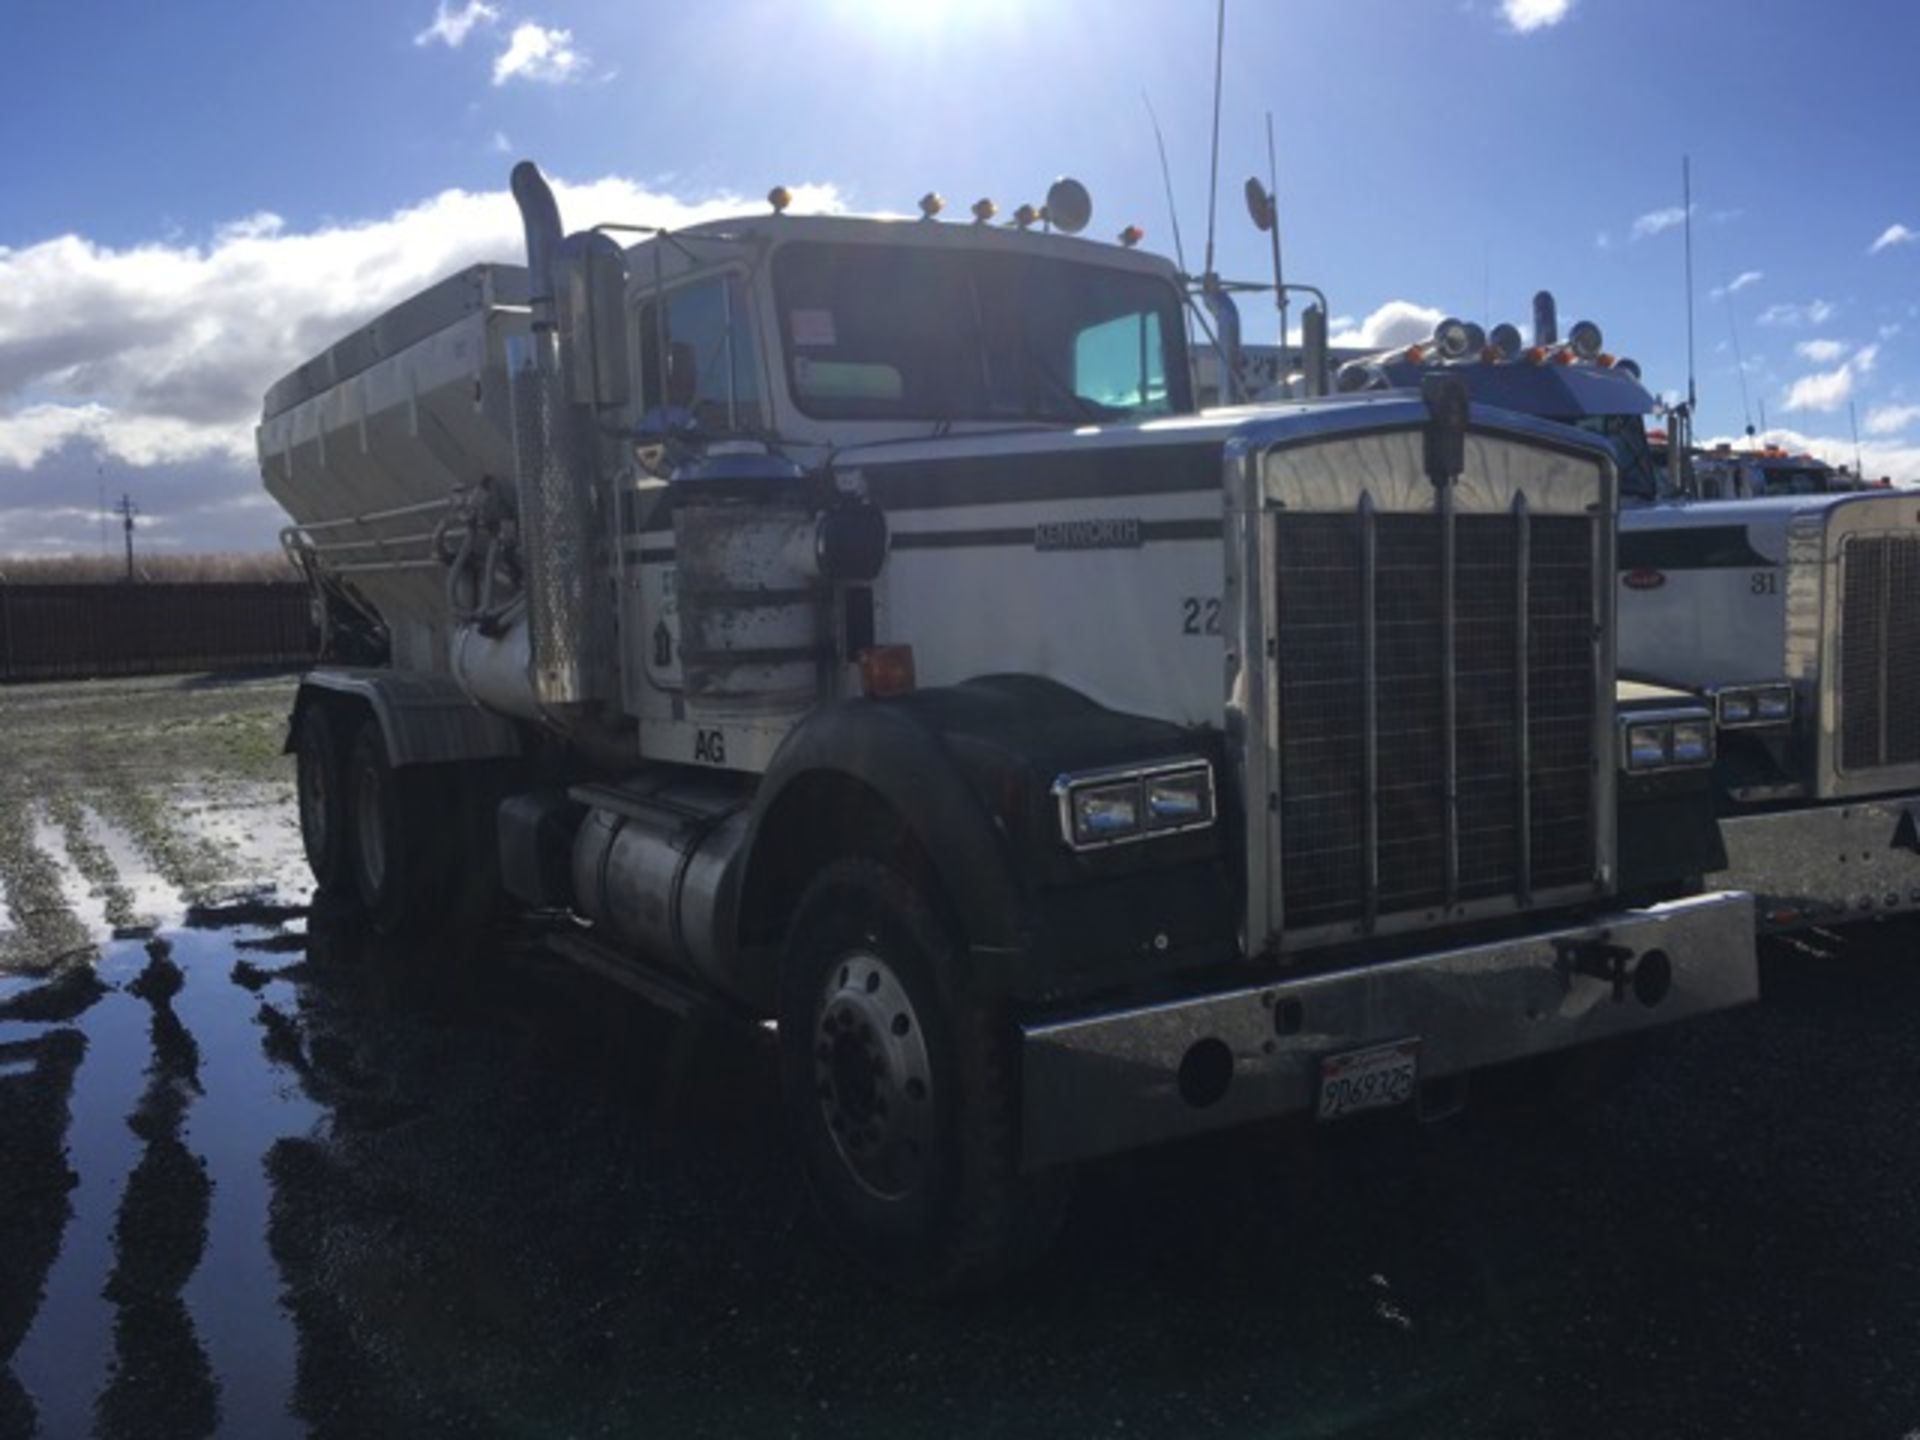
[3,673,1920,1439]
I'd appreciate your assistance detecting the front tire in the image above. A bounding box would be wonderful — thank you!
[778,857,1070,1295]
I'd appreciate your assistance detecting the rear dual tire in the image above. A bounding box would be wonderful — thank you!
[295,705,460,935]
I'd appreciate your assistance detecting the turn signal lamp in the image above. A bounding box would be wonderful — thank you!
[1523,346,1549,365]
[768,185,792,214]
[971,197,997,224]
[1118,224,1145,248]
[858,645,917,698]
[1597,353,1617,368]
[918,191,944,220]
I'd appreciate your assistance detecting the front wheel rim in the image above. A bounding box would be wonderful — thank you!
[812,950,935,1201]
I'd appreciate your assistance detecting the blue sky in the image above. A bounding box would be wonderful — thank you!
[2,0,1916,553]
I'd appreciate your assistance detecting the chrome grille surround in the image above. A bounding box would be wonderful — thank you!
[1225,407,1616,957]
[1807,496,1920,800]
[1838,532,1920,773]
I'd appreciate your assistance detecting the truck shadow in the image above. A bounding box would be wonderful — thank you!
[249,909,1920,1437]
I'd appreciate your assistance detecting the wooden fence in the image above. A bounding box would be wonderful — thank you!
[0,582,315,682]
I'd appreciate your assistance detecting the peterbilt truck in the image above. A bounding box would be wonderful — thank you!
[1322,299,1920,932]
[260,164,1755,1291]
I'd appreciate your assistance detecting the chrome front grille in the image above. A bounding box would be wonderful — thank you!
[1839,534,1920,772]
[1273,505,1598,931]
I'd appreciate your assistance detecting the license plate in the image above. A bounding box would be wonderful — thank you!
[1317,1039,1420,1120]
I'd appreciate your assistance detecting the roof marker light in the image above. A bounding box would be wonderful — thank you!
[971,197,997,224]
[1118,224,1145,248]
[768,186,792,214]
[1012,203,1040,230]
[1616,357,1642,379]
[918,191,944,220]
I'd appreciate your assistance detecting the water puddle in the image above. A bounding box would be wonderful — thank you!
[10,944,152,1439]
[174,927,319,1439]
[7,924,316,1439]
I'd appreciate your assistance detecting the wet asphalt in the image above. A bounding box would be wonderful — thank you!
[3,677,1920,1438]
[3,892,1920,1438]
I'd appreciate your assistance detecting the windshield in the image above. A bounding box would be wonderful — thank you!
[771,241,1190,424]
[1563,412,1661,500]
[1758,465,1833,495]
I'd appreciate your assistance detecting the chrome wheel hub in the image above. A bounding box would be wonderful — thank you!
[812,951,933,1201]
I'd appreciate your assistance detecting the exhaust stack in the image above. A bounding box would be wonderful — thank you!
[506,161,594,710]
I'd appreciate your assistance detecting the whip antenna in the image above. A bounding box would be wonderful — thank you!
[1142,91,1189,276]
[1202,0,1226,282]
[1725,291,1754,440]
[1683,155,1698,412]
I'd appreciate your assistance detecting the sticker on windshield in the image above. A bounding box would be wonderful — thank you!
[790,309,836,347]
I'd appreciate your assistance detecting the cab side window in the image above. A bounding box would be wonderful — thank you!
[636,273,764,435]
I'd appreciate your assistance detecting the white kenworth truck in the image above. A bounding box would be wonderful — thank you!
[260,164,1755,1291]
[1324,295,1920,934]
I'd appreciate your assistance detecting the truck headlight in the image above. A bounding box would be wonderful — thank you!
[1620,710,1716,773]
[1056,761,1215,850]
[1714,683,1794,729]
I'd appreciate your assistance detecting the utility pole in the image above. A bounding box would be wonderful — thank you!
[115,493,139,582]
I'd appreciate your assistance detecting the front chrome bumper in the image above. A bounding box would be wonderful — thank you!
[1020,891,1756,1170]
[1716,798,1920,932]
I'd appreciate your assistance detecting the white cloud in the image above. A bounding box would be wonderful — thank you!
[491,129,513,155]
[1502,0,1572,31]
[414,0,498,48]
[1868,223,1916,255]
[0,173,846,551]
[1795,338,1847,364]
[1783,364,1852,414]
[1779,336,1885,415]
[1866,404,1920,436]
[1594,231,1612,251]
[1709,269,1762,299]
[1757,298,1836,328]
[1328,300,1447,350]
[1631,205,1690,240]
[492,22,586,85]
[1879,322,1903,340]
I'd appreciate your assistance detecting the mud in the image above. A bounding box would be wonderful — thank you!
[4,674,1920,1437]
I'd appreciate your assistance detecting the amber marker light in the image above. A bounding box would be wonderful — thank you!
[859,646,918,698]
[768,186,792,213]
[1118,224,1145,247]
[971,197,997,224]
[1013,203,1039,229]
[918,191,944,220]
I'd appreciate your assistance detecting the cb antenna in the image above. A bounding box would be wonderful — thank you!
[1202,0,1226,284]
[1265,110,1286,346]
[1725,289,1754,440]
[1141,91,1189,277]
[1683,155,1698,413]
